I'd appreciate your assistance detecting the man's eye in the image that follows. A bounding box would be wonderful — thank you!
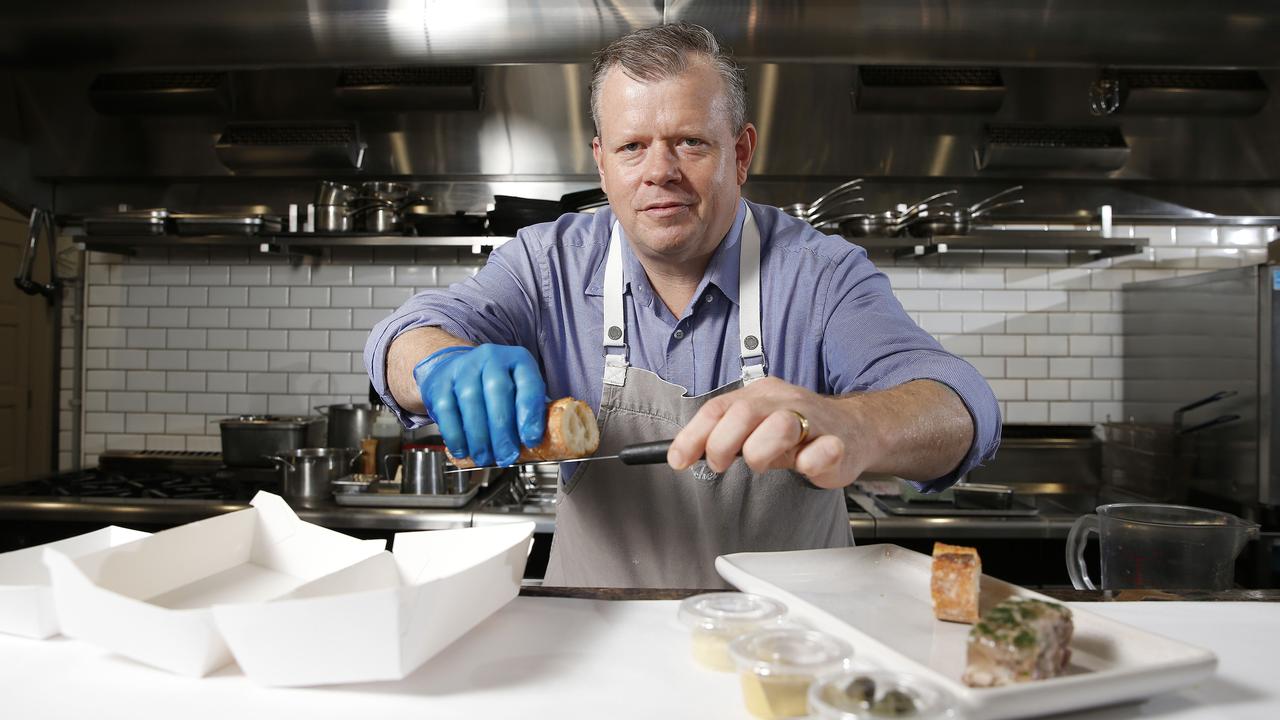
[682,138,703,147]
[621,142,641,152]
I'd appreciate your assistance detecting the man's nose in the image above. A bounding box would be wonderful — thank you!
[641,144,682,186]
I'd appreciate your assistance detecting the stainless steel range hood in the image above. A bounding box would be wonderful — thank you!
[3,1,1278,69]
[2,1,1279,219]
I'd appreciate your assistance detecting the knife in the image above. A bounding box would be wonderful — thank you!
[444,439,678,474]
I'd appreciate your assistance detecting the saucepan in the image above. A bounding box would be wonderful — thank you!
[827,190,960,236]
[825,190,960,237]
[905,186,1025,238]
[905,199,1026,238]
[351,182,429,232]
[314,181,361,232]
[782,178,865,226]
[835,210,906,238]
[267,447,363,506]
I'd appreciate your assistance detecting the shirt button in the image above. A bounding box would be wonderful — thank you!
[673,329,685,340]
[704,294,714,303]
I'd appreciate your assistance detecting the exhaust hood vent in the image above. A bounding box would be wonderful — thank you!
[977,124,1129,172]
[854,65,1005,113]
[1094,69,1268,116]
[89,71,232,115]
[335,66,484,111]
[214,122,365,173]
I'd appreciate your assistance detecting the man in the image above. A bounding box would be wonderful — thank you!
[366,23,1000,588]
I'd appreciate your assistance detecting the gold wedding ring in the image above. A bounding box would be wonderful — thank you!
[790,410,811,445]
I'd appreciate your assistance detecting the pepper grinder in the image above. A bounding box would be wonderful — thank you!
[368,382,403,481]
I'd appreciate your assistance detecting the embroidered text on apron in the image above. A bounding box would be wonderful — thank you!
[543,207,852,588]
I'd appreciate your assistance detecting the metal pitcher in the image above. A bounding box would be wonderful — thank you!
[384,447,453,495]
[315,403,377,451]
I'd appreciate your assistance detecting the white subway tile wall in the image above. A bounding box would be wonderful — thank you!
[60,225,1273,469]
[62,246,484,468]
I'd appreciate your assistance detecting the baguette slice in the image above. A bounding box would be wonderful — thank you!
[448,397,600,469]
[931,542,981,624]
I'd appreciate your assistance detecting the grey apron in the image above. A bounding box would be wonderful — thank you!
[543,206,853,589]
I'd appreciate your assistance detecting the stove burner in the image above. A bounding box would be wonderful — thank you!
[0,467,279,501]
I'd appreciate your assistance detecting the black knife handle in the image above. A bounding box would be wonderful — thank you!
[617,439,675,465]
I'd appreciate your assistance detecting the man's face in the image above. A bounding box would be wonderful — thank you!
[592,58,756,264]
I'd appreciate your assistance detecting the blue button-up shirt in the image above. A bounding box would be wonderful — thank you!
[365,199,1000,488]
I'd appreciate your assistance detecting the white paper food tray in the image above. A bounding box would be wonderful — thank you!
[43,492,386,677]
[717,544,1218,720]
[0,526,150,639]
[212,520,535,686]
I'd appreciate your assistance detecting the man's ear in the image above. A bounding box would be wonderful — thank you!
[735,123,757,186]
[591,136,608,194]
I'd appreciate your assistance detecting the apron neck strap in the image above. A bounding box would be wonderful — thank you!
[736,209,766,383]
[601,203,766,386]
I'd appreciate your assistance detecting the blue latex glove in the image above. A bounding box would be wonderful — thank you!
[413,344,547,467]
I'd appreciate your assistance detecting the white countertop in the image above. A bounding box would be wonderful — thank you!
[2,599,1276,720]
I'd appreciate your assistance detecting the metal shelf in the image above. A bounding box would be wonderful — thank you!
[75,233,513,257]
[855,231,1148,259]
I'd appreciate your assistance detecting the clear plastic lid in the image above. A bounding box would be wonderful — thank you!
[729,628,854,678]
[808,670,953,719]
[678,592,788,634]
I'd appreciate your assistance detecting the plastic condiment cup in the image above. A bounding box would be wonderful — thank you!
[729,628,855,720]
[809,670,953,719]
[677,592,788,672]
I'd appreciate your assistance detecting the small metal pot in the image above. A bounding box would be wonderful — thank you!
[218,415,327,468]
[316,403,376,450]
[360,181,411,203]
[354,201,402,232]
[316,180,360,207]
[269,447,361,506]
[315,204,354,232]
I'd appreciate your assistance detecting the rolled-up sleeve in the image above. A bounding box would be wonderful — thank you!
[363,232,544,428]
[821,250,1000,491]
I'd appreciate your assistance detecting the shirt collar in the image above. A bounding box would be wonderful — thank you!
[585,199,747,308]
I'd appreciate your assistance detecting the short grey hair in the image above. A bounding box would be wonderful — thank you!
[590,22,747,137]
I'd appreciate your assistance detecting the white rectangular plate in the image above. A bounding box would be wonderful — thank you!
[717,544,1217,720]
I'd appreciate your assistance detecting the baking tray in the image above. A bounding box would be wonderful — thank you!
[332,477,480,508]
[717,544,1217,720]
[84,210,170,236]
[172,213,283,236]
[872,494,1039,517]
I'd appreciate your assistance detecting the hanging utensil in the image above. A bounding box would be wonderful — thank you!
[1172,390,1238,432]
[13,208,60,305]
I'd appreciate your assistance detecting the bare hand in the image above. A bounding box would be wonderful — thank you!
[666,377,871,489]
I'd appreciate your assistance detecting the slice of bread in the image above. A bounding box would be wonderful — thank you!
[931,542,981,624]
[448,397,600,469]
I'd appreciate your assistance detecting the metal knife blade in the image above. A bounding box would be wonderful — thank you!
[443,439,674,475]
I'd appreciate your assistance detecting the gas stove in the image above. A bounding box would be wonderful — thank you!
[0,451,279,501]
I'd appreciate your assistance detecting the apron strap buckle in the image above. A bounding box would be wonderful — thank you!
[740,356,768,385]
[604,351,630,386]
